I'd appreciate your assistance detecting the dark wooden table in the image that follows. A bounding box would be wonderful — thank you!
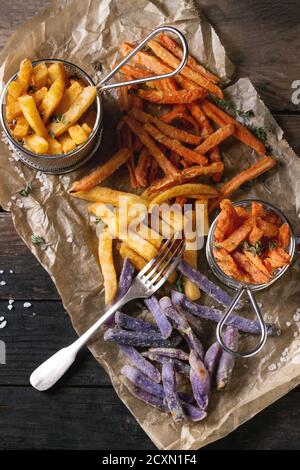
[0,0,300,450]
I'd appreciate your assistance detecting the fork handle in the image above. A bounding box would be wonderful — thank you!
[30,286,138,391]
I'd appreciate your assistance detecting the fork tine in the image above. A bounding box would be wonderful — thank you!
[141,235,179,282]
[150,242,185,292]
[137,233,176,279]
[145,239,184,288]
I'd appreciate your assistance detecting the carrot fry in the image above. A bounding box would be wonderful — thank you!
[214,248,252,283]
[216,218,254,252]
[144,122,208,166]
[202,100,266,155]
[123,115,179,179]
[232,252,270,284]
[256,217,278,238]
[156,33,220,84]
[195,124,234,154]
[138,88,206,105]
[209,157,277,212]
[251,202,265,217]
[278,223,290,249]
[135,147,152,187]
[147,40,224,99]
[248,225,264,245]
[70,148,131,192]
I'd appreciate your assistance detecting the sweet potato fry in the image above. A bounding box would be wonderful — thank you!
[242,249,271,278]
[118,86,131,112]
[209,157,277,212]
[214,199,239,242]
[264,247,291,269]
[70,148,131,192]
[123,116,179,179]
[202,100,266,155]
[99,230,117,305]
[147,40,224,99]
[156,33,220,84]
[264,211,281,225]
[138,88,206,105]
[232,252,269,284]
[251,201,265,217]
[135,147,152,187]
[256,217,278,238]
[160,104,186,123]
[120,64,178,91]
[216,217,254,252]
[149,183,219,205]
[235,206,250,219]
[278,223,290,249]
[122,124,137,189]
[144,122,208,166]
[214,248,252,283]
[148,157,159,184]
[195,124,234,154]
[248,225,264,245]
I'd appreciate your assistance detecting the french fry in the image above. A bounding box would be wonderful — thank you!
[149,183,219,205]
[70,148,131,192]
[242,249,271,278]
[138,88,206,105]
[264,247,291,269]
[12,116,29,139]
[122,123,137,189]
[214,198,239,242]
[120,64,177,91]
[183,245,201,301]
[68,124,89,145]
[256,217,278,238]
[48,86,97,137]
[147,39,224,99]
[39,78,65,122]
[48,62,66,84]
[135,147,152,187]
[235,206,250,219]
[81,123,92,136]
[156,33,220,84]
[32,62,48,88]
[135,223,162,249]
[71,186,147,208]
[195,124,234,154]
[251,201,265,217]
[144,122,208,166]
[232,252,269,284]
[216,217,254,252]
[55,81,83,115]
[202,100,266,155]
[159,206,186,232]
[161,104,186,123]
[23,134,49,154]
[7,80,25,100]
[18,94,48,138]
[7,87,48,122]
[123,116,180,179]
[57,133,76,153]
[47,136,63,155]
[118,86,131,112]
[214,248,252,283]
[278,223,290,249]
[98,230,117,305]
[209,157,277,212]
[248,225,264,245]
[18,58,33,90]
[31,87,48,105]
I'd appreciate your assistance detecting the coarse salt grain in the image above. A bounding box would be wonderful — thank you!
[286,321,292,327]
[0,270,3,274]
[0,281,6,286]
[9,270,14,274]
[23,302,31,308]
[8,299,14,305]
[268,364,277,371]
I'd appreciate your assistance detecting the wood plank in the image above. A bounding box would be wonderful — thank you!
[0,385,298,450]
[197,0,300,111]
[0,300,110,386]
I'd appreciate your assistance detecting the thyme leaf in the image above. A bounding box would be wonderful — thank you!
[31,235,45,246]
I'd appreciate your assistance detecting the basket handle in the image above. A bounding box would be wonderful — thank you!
[216,287,267,358]
[97,25,188,91]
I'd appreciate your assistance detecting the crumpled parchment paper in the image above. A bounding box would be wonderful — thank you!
[0,0,300,451]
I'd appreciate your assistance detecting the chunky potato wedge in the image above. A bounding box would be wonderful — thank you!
[40,78,65,122]
[57,133,76,153]
[32,62,48,88]
[31,87,48,106]
[48,86,97,137]
[47,136,63,155]
[7,80,25,100]
[12,116,29,139]
[81,123,92,136]
[18,58,33,89]
[18,94,48,138]
[23,134,49,153]
[55,81,82,115]
[48,62,66,84]
[68,124,88,145]
[6,101,22,121]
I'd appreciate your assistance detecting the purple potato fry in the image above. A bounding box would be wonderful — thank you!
[115,258,135,302]
[183,310,204,337]
[172,291,278,336]
[115,311,159,333]
[159,296,204,359]
[216,327,238,391]
[121,365,164,398]
[204,342,222,378]
[178,260,233,307]
[119,345,161,383]
[124,380,166,411]
[142,351,190,376]
[147,347,189,361]
[104,327,182,348]
[182,403,207,422]
[189,350,210,410]
[161,362,185,422]
[145,296,173,339]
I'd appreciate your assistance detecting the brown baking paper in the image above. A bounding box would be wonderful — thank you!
[0,0,300,451]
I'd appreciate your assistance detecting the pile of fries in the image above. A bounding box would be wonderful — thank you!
[213,200,291,284]
[5,59,96,154]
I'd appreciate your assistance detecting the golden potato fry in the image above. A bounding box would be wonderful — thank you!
[12,116,29,139]
[23,134,49,154]
[135,223,162,249]
[195,199,210,236]
[55,81,83,115]
[57,133,76,153]
[149,183,219,205]
[18,94,48,138]
[81,122,92,136]
[48,86,97,137]
[7,80,25,100]
[98,230,117,305]
[82,109,97,129]
[6,101,22,121]
[48,62,66,84]
[31,87,48,106]
[68,124,88,145]
[47,136,63,155]
[183,247,201,301]
[6,94,17,105]
[32,62,48,88]
[159,205,186,232]
[39,78,65,122]
[71,186,147,208]
[18,58,33,89]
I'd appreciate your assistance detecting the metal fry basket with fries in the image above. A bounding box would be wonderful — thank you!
[206,199,296,358]
[0,26,188,174]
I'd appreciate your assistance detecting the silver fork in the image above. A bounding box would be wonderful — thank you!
[30,234,185,391]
